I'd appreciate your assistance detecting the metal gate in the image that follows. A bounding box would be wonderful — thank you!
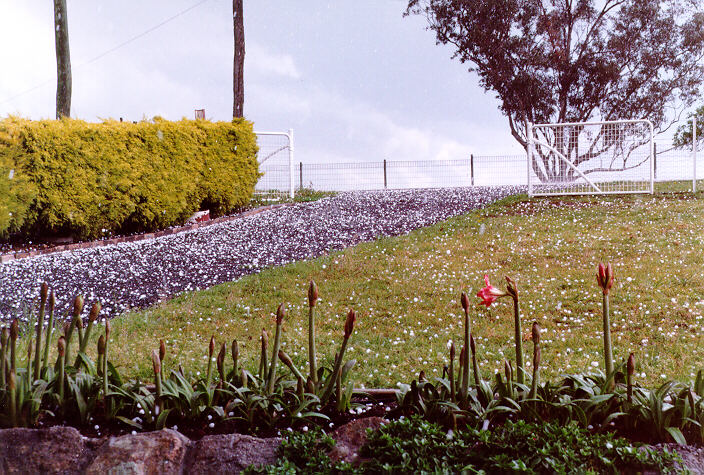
[527,120,654,197]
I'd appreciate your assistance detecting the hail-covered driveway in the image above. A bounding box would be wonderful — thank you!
[0,187,523,321]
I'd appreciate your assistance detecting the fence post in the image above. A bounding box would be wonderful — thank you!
[693,116,697,193]
[653,142,657,182]
[527,122,533,197]
[470,154,475,186]
[299,162,303,191]
[383,159,388,189]
[288,129,295,199]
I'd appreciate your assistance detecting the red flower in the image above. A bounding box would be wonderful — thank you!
[596,262,614,295]
[476,275,508,307]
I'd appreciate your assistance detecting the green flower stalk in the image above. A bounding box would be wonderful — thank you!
[217,342,226,384]
[529,322,541,399]
[470,334,481,387]
[231,339,238,382]
[97,335,105,378]
[64,295,84,364]
[10,318,18,373]
[0,327,8,388]
[26,330,33,382]
[78,302,100,358]
[151,349,162,416]
[460,292,471,399]
[627,352,635,403]
[307,280,319,387]
[597,262,615,378]
[457,345,465,392]
[449,341,456,403]
[34,282,48,381]
[41,291,56,372]
[103,320,110,397]
[505,359,513,397]
[259,330,269,382]
[57,336,66,404]
[266,304,285,394]
[505,277,524,384]
[279,349,305,385]
[8,371,17,427]
[321,309,356,404]
[477,275,524,384]
[206,335,215,386]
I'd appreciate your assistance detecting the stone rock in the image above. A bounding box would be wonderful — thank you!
[0,425,93,474]
[85,429,189,475]
[329,417,387,465]
[185,433,281,474]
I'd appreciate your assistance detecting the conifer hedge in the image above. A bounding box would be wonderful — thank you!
[0,117,259,239]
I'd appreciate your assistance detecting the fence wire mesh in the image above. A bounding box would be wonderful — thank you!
[254,126,702,199]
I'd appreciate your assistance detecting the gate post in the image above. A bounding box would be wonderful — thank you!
[527,122,533,197]
[693,116,697,193]
[288,129,295,199]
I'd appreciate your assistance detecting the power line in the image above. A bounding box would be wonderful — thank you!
[0,0,212,107]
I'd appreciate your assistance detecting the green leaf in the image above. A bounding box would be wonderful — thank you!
[665,427,687,445]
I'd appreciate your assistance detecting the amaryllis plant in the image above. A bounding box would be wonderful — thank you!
[477,275,524,384]
[597,262,615,380]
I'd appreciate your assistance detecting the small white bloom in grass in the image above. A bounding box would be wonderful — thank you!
[661,374,667,379]
[208,422,215,428]
[591,361,599,368]
[605,442,613,450]
[446,430,454,440]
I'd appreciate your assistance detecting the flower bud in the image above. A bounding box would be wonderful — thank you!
[105,319,111,338]
[276,303,285,324]
[10,318,18,342]
[505,276,518,299]
[151,349,161,374]
[449,341,455,360]
[308,280,318,307]
[72,295,84,319]
[460,292,469,313]
[627,352,635,377]
[531,321,540,345]
[57,336,66,357]
[40,282,49,302]
[89,302,101,322]
[159,339,166,362]
[0,327,8,346]
[344,309,356,338]
[470,334,476,355]
[261,329,269,348]
[278,349,293,367]
[597,262,614,295]
[217,343,226,372]
[97,335,106,355]
[209,335,215,357]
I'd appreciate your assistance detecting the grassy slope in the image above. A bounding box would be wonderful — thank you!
[102,191,704,389]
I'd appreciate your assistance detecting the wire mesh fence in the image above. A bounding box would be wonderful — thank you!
[254,127,702,200]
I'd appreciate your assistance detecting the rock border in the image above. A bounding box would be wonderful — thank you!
[0,417,387,474]
[0,203,293,264]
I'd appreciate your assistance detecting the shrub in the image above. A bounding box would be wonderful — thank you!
[0,125,36,237]
[0,116,259,239]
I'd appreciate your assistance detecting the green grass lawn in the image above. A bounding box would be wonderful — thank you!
[103,189,704,389]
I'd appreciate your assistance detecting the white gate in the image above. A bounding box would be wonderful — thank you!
[254,130,294,200]
[527,120,654,197]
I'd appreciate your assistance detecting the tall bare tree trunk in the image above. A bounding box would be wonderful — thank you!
[54,0,72,119]
[233,0,244,118]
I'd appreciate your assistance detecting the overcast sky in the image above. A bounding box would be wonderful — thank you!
[0,0,529,167]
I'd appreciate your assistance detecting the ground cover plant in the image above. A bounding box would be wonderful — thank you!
[248,416,683,474]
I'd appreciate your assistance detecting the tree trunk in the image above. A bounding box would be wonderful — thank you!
[54,0,72,119]
[233,0,245,118]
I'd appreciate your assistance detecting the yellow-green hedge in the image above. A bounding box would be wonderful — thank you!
[0,117,259,239]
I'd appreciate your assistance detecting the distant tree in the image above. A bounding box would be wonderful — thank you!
[406,0,704,181]
[53,0,72,119]
[673,105,704,148]
[233,0,245,118]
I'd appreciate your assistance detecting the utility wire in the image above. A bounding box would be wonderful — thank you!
[0,0,211,107]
